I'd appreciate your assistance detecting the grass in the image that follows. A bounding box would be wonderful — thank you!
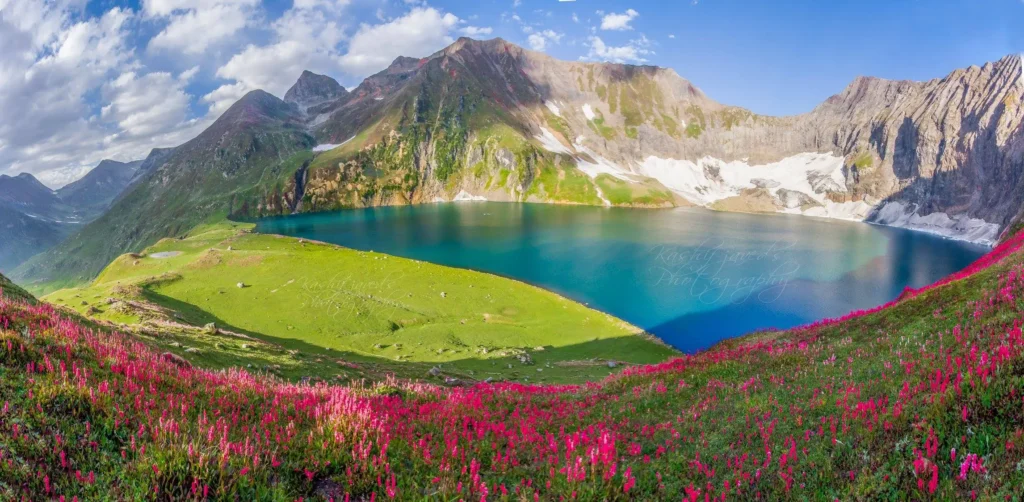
[524,160,604,206]
[595,175,676,207]
[0,273,34,304]
[852,150,875,169]
[43,222,676,384]
[2,230,1024,500]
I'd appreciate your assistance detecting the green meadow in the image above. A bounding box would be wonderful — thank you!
[44,222,676,384]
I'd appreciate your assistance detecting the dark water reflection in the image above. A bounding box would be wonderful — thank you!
[256,203,987,353]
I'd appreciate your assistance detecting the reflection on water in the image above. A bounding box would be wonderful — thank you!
[256,203,988,352]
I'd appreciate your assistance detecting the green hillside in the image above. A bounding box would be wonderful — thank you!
[12,91,314,291]
[42,222,675,384]
[1,229,1022,500]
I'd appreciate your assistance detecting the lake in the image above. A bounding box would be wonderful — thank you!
[256,203,988,353]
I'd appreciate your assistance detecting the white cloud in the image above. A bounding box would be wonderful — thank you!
[141,0,256,17]
[202,82,250,116]
[527,30,563,52]
[101,71,192,137]
[339,7,460,77]
[147,1,257,55]
[204,0,349,114]
[461,25,493,37]
[600,9,638,31]
[0,1,210,187]
[584,35,652,64]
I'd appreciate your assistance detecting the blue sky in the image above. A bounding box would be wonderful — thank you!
[2,0,1023,186]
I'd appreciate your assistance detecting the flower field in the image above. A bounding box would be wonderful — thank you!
[2,230,1024,500]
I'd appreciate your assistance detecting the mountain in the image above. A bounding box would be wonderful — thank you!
[0,172,68,219]
[13,90,313,286]
[0,271,34,303]
[284,70,349,112]
[0,157,149,273]
[56,159,142,217]
[12,38,1024,285]
[0,173,76,272]
[251,39,1023,244]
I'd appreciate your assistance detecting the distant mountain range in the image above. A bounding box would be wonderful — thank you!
[10,38,1024,285]
[0,159,146,272]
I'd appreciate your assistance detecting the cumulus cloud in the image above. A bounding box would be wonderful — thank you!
[0,3,136,183]
[145,0,259,55]
[101,71,192,138]
[600,9,639,31]
[0,1,211,187]
[527,30,563,52]
[339,7,460,77]
[584,35,652,64]
[203,0,349,115]
[460,26,493,38]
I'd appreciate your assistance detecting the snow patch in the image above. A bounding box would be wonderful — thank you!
[544,101,561,117]
[635,152,847,206]
[312,135,356,152]
[534,127,573,155]
[582,104,596,121]
[453,190,488,202]
[787,201,874,222]
[572,140,635,181]
[870,202,1000,245]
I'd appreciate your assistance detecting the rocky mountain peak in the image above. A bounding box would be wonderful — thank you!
[284,70,348,110]
[217,90,299,128]
[1,172,53,196]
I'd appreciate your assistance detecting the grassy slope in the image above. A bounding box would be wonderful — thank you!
[11,91,313,292]
[0,273,35,304]
[2,231,1023,500]
[43,222,675,384]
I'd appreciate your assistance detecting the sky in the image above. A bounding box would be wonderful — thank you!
[1,0,1023,188]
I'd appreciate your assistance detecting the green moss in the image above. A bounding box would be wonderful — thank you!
[545,111,572,141]
[526,158,603,205]
[625,127,639,139]
[852,151,874,169]
[660,114,679,137]
[588,116,616,140]
[595,175,675,206]
[619,85,642,128]
[685,122,704,139]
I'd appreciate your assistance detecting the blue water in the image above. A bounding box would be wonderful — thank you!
[256,203,988,352]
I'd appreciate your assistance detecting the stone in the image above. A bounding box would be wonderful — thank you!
[160,352,191,368]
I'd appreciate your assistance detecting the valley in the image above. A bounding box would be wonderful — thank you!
[9,38,1024,292]
[0,2,1022,497]
[42,221,675,384]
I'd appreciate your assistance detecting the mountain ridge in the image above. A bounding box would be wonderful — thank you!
[11,38,1024,286]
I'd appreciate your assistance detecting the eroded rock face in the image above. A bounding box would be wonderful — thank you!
[257,39,1024,243]
[805,56,1024,233]
[284,71,350,112]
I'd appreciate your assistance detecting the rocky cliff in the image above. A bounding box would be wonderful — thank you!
[247,39,1022,245]
[13,39,1023,285]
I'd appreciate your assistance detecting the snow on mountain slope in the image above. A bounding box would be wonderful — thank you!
[871,201,1002,245]
[635,152,847,206]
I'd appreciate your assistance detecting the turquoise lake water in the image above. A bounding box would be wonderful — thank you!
[256,203,988,352]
